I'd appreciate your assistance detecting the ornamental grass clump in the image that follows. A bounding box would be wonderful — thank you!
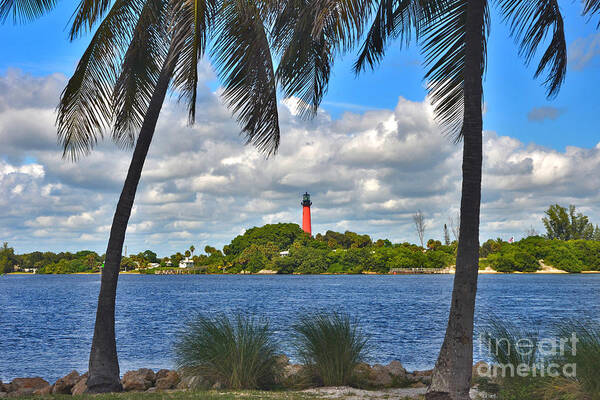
[544,320,600,400]
[292,312,369,386]
[174,313,279,389]
[480,318,600,400]
[480,318,543,399]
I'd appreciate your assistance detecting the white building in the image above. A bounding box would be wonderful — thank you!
[179,257,194,268]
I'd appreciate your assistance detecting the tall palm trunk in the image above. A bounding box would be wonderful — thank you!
[86,44,177,393]
[426,0,484,399]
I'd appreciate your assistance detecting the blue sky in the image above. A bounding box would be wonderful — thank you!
[1,2,600,255]
[2,0,599,151]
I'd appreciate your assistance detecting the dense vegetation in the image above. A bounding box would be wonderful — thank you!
[478,318,600,400]
[2,204,600,274]
[146,224,457,275]
[481,236,600,273]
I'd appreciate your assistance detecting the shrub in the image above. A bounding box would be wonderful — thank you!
[487,250,539,272]
[173,313,279,389]
[549,320,600,399]
[291,312,369,386]
[544,245,583,272]
[480,318,543,399]
[480,318,600,400]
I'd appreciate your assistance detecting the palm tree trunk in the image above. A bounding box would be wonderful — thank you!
[426,0,485,399]
[86,44,178,393]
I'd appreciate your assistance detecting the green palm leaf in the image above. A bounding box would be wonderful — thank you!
[499,0,566,98]
[171,0,216,123]
[273,0,332,118]
[69,0,112,39]
[420,0,489,140]
[273,0,368,117]
[0,0,57,23]
[583,0,600,25]
[113,0,170,148]
[354,0,415,72]
[57,0,144,160]
[211,0,280,155]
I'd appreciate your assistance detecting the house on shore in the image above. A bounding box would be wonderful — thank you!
[179,257,194,268]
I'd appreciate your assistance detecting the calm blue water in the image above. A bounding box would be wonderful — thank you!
[1,274,599,383]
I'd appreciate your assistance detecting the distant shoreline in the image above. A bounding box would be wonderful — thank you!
[5,270,600,276]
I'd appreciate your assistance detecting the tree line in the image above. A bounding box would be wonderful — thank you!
[3,204,599,275]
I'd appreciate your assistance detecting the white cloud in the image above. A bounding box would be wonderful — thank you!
[1,70,600,256]
[569,33,600,71]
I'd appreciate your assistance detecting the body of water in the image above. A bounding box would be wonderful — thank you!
[1,274,599,383]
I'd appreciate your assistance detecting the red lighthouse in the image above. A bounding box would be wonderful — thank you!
[301,192,312,235]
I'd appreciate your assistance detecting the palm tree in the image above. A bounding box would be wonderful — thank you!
[189,245,195,257]
[272,0,585,397]
[55,0,281,392]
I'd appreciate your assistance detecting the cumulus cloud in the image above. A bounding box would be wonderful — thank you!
[569,33,600,71]
[527,106,565,122]
[1,70,600,255]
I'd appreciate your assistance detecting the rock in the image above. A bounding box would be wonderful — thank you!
[176,375,207,390]
[121,369,155,391]
[8,388,36,397]
[277,363,308,388]
[146,387,157,393]
[369,364,392,387]
[33,384,53,395]
[0,392,6,398]
[283,364,303,379]
[71,373,88,395]
[275,354,290,366]
[155,369,170,381]
[414,369,433,377]
[473,361,491,379]
[420,375,432,385]
[411,381,426,388]
[350,363,372,388]
[386,360,406,377]
[137,368,156,384]
[7,378,49,393]
[155,371,180,390]
[211,381,222,390]
[52,370,80,394]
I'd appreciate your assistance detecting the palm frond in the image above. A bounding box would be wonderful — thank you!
[112,0,170,148]
[57,0,144,160]
[499,0,566,98]
[354,0,449,73]
[273,0,368,118]
[0,0,57,23]
[273,0,332,118]
[354,0,416,73]
[171,0,216,124]
[68,0,112,39]
[211,0,280,155]
[420,0,489,141]
[311,0,370,52]
[583,0,600,27]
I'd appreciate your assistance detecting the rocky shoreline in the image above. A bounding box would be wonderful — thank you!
[0,359,490,398]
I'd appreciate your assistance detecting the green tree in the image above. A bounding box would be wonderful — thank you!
[274,0,570,395]
[224,224,307,257]
[543,204,595,240]
[171,252,184,267]
[594,226,600,241]
[0,242,17,273]
[54,0,289,390]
